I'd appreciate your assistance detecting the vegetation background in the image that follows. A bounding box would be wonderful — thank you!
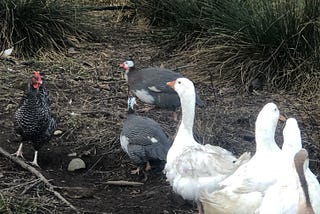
[0,0,319,213]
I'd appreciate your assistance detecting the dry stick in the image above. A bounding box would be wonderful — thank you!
[104,180,144,186]
[0,146,80,214]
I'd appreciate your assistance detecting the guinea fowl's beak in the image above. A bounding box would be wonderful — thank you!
[167,80,176,89]
[120,63,124,68]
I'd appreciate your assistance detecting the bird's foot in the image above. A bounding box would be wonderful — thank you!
[12,143,24,158]
[12,151,24,158]
[173,111,178,122]
[30,160,40,168]
[131,167,140,175]
[145,161,152,171]
[137,104,155,113]
[30,151,40,168]
[197,201,204,214]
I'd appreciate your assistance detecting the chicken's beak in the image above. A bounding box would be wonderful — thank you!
[167,80,176,89]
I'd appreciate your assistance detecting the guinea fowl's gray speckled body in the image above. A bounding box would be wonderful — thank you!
[124,63,204,110]
[120,98,171,169]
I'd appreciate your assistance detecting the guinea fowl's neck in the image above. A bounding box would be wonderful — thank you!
[127,107,135,115]
[177,90,196,139]
[126,67,136,82]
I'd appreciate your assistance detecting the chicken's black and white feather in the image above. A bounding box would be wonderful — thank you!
[13,71,56,167]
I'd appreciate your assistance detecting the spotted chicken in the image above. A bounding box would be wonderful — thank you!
[13,71,56,167]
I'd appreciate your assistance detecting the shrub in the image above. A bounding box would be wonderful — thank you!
[0,0,90,57]
[133,0,320,94]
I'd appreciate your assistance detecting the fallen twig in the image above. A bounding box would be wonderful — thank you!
[0,146,80,214]
[104,180,144,186]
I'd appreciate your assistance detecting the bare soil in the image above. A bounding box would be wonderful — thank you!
[0,11,319,214]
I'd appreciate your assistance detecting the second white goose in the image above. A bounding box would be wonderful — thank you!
[200,102,283,214]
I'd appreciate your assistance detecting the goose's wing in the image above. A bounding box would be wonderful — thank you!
[200,186,263,214]
[175,144,238,178]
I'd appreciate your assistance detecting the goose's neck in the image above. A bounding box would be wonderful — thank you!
[177,92,195,137]
[255,126,280,153]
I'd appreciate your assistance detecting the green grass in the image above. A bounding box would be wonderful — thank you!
[0,0,91,57]
[133,0,320,94]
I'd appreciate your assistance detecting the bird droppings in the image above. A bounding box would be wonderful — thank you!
[68,158,86,171]
[54,130,63,135]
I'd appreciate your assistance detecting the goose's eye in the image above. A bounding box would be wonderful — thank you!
[177,81,181,84]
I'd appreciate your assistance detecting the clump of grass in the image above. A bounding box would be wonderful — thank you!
[0,196,37,214]
[0,0,90,57]
[133,0,320,95]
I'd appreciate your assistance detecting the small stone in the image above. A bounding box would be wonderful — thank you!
[68,158,86,171]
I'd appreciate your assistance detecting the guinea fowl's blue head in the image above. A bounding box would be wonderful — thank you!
[120,60,135,71]
[127,96,137,114]
[120,60,135,81]
[30,71,43,90]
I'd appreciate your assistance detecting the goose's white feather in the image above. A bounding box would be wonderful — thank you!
[258,118,320,214]
[200,102,282,214]
[165,78,250,208]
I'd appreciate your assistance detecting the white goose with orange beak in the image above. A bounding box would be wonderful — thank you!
[164,77,250,214]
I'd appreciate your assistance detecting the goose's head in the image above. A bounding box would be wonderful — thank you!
[282,118,301,155]
[167,77,195,99]
[256,102,280,133]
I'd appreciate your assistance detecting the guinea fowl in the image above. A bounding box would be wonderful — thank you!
[120,60,204,120]
[120,96,171,179]
[164,77,250,214]
[13,71,56,167]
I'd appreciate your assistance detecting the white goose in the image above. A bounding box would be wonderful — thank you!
[164,77,250,213]
[259,118,320,214]
[200,102,283,214]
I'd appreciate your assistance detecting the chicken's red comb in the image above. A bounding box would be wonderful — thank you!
[34,71,43,84]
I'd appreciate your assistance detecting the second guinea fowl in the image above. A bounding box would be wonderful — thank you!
[120,96,172,177]
[13,71,57,167]
[120,60,204,119]
[164,77,250,214]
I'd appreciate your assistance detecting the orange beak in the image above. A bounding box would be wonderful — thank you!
[279,115,287,122]
[167,80,176,89]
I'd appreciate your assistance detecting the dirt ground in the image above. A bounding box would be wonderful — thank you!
[0,11,319,214]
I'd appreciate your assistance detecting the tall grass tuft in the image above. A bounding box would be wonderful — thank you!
[133,0,320,94]
[0,0,90,57]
